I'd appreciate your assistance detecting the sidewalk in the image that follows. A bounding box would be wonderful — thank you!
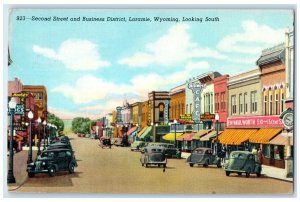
[181,152,293,182]
[7,149,37,191]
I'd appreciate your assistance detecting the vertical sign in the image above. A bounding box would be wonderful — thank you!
[188,81,206,123]
[116,106,123,124]
[164,100,169,124]
[12,92,28,131]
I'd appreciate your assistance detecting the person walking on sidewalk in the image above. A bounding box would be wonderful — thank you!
[251,146,258,162]
[258,148,263,165]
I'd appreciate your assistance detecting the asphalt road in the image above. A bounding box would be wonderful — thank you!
[14,133,293,195]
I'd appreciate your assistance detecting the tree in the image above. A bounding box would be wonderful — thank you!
[47,113,65,135]
[71,117,91,134]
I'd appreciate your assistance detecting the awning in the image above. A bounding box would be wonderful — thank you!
[219,129,258,145]
[137,127,148,138]
[192,129,211,140]
[200,130,222,141]
[140,126,152,139]
[126,127,137,136]
[249,128,282,144]
[177,133,194,141]
[162,133,183,141]
[270,133,294,146]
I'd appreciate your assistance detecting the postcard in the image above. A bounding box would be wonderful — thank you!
[5,7,294,196]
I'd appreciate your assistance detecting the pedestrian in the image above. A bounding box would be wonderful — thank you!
[221,145,226,163]
[251,146,258,162]
[258,148,263,164]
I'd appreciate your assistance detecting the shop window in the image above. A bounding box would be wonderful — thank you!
[221,92,225,111]
[264,94,268,115]
[274,145,284,160]
[262,144,270,158]
[275,90,279,115]
[210,93,214,113]
[269,93,273,115]
[280,89,285,113]
[159,103,164,122]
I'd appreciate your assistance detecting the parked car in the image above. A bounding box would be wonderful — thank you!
[224,151,262,178]
[186,147,222,168]
[131,141,147,151]
[100,137,112,149]
[140,147,167,168]
[27,148,78,177]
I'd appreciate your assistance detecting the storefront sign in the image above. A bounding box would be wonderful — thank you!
[116,106,122,124]
[163,100,169,124]
[180,114,193,121]
[227,116,284,128]
[200,112,215,120]
[12,92,29,97]
[188,81,206,123]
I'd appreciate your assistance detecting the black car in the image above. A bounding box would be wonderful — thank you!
[27,148,77,177]
[47,142,73,151]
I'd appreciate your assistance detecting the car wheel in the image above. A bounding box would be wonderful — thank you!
[217,161,222,168]
[189,163,194,167]
[256,172,261,177]
[226,171,230,176]
[163,164,166,168]
[48,166,56,177]
[68,163,75,174]
[203,160,209,168]
[246,168,251,178]
[145,163,148,168]
[238,172,242,176]
[28,172,35,178]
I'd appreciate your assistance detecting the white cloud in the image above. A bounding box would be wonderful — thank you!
[52,75,131,104]
[33,39,111,71]
[118,52,154,67]
[217,20,285,54]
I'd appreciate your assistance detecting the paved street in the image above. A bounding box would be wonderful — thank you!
[11,133,293,195]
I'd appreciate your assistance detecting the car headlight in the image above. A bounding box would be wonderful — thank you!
[42,162,46,165]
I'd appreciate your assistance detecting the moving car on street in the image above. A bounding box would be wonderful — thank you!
[186,147,222,168]
[140,147,167,168]
[224,151,262,178]
[27,148,78,177]
[131,141,146,151]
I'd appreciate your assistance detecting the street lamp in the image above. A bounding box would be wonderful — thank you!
[27,110,34,164]
[215,113,220,156]
[42,120,47,150]
[7,98,17,183]
[37,117,41,156]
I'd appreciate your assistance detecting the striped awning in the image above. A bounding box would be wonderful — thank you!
[140,126,152,139]
[270,132,294,146]
[192,129,211,140]
[137,127,148,138]
[126,127,137,136]
[200,130,222,141]
[218,129,258,145]
[249,128,283,144]
[177,133,195,141]
[162,133,183,141]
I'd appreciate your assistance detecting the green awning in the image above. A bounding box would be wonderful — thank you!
[140,126,152,139]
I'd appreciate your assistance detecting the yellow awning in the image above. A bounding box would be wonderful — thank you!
[137,127,148,138]
[162,133,183,141]
[219,129,258,145]
[249,128,283,144]
[192,129,211,140]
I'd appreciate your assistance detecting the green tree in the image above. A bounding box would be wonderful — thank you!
[71,117,91,134]
[47,113,65,135]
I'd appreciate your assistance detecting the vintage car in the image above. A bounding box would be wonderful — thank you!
[140,147,167,168]
[27,148,78,177]
[130,141,146,151]
[224,151,262,178]
[186,147,222,168]
[141,142,181,158]
[47,142,73,151]
[100,137,112,149]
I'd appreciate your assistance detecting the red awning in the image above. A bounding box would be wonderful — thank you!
[126,127,137,136]
[177,133,195,141]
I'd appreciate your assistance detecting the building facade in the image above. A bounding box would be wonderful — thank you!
[284,28,294,109]
[169,84,185,122]
[131,102,142,126]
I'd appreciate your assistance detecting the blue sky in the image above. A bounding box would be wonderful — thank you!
[8,9,293,120]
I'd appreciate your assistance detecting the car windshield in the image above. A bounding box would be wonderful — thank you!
[193,149,204,154]
[231,153,246,159]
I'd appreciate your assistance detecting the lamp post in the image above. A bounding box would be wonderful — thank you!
[47,123,50,146]
[215,113,220,156]
[43,120,47,150]
[37,117,41,156]
[7,98,17,183]
[27,111,34,164]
